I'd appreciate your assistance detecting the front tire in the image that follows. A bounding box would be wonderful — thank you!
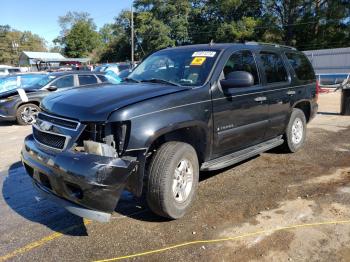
[146,142,199,219]
[282,108,307,153]
[16,103,40,125]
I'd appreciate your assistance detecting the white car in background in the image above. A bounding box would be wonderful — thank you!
[0,66,21,76]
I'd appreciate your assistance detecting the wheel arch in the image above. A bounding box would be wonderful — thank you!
[292,100,311,123]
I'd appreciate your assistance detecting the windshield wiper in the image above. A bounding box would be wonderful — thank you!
[124,77,140,83]
[140,78,180,87]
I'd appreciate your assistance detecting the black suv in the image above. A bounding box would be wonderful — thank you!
[0,71,110,125]
[21,43,318,222]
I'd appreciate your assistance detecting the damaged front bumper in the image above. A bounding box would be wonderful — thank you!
[21,134,137,222]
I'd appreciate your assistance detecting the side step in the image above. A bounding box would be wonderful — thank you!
[201,137,284,171]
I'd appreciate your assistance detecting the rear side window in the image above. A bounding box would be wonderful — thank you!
[259,52,288,83]
[285,52,315,81]
[53,75,74,88]
[78,75,98,85]
[223,50,260,85]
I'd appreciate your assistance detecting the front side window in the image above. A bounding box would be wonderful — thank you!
[53,75,74,88]
[128,49,220,87]
[78,75,98,85]
[223,50,259,85]
[285,52,315,81]
[260,52,288,83]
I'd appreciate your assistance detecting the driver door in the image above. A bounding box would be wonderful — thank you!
[212,50,269,157]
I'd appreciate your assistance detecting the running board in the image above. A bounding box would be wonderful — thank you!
[201,137,284,171]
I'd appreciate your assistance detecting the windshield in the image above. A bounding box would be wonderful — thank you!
[128,49,220,87]
[0,74,47,93]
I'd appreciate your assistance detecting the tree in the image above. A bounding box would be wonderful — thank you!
[64,21,102,57]
[0,25,47,65]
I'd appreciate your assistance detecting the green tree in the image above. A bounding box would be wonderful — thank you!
[63,20,102,57]
[0,25,47,65]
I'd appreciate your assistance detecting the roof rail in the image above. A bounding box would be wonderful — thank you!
[245,41,297,50]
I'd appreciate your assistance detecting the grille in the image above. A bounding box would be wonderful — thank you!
[33,127,66,150]
[38,113,79,130]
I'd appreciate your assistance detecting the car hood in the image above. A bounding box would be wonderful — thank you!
[41,83,188,122]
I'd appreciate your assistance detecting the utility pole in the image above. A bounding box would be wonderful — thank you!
[131,4,134,67]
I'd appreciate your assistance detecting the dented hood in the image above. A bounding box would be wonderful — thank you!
[41,83,188,122]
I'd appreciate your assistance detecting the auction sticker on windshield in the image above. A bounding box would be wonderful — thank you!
[191,57,207,66]
[192,51,216,57]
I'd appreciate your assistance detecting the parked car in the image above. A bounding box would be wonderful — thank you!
[0,71,115,125]
[94,63,131,75]
[22,43,318,222]
[0,73,47,93]
[0,66,21,76]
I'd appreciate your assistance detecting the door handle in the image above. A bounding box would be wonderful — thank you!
[254,96,267,102]
[287,90,296,96]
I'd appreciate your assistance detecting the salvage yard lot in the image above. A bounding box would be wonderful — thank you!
[1,91,350,261]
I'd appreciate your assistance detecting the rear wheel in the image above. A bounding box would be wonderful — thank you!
[16,103,40,125]
[146,142,199,219]
[282,108,307,153]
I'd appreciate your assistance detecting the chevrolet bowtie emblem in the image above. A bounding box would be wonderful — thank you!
[38,121,52,131]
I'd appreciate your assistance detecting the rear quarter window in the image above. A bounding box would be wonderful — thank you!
[285,52,315,82]
[78,75,98,85]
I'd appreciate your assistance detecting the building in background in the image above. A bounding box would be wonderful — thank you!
[304,47,350,87]
[19,51,91,71]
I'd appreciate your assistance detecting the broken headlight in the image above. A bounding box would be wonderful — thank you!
[77,122,130,157]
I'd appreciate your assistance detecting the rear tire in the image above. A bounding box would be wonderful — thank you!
[282,108,307,153]
[146,142,199,219]
[16,103,40,125]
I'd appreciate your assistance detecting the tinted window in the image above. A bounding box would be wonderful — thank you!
[260,52,288,83]
[53,75,74,88]
[78,75,98,85]
[223,50,259,85]
[286,52,315,81]
[97,75,108,82]
[8,69,20,73]
[118,64,130,71]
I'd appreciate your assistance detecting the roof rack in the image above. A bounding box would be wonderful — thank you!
[245,41,297,50]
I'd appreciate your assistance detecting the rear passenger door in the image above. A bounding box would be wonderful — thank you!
[257,51,291,139]
[212,50,269,156]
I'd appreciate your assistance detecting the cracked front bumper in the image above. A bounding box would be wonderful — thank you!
[21,135,137,222]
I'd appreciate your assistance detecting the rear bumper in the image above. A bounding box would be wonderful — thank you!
[21,135,137,222]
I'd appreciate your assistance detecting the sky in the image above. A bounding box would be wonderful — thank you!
[1,0,133,47]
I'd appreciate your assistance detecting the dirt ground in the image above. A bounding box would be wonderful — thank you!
[1,91,350,262]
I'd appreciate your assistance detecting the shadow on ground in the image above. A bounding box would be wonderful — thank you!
[0,120,17,127]
[2,161,88,236]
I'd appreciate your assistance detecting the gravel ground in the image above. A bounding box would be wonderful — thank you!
[1,91,350,262]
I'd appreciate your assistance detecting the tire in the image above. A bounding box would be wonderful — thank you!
[16,103,41,125]
[146,142,199,219]
[282,108,307,153]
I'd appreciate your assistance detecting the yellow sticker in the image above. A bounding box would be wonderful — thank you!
[190,57,207,66]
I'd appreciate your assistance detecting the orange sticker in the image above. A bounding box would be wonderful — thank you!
[190,57,206,66]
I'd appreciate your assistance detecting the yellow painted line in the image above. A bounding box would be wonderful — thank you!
[0,219,91,262]
[94,219,350,262]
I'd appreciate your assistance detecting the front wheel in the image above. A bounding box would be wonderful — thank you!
[146,142,199,219]
[282,108,307,153]
[16,103,40,125]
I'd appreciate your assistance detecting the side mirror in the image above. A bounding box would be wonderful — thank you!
[220,71,254,89]
[47,85,57,91]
